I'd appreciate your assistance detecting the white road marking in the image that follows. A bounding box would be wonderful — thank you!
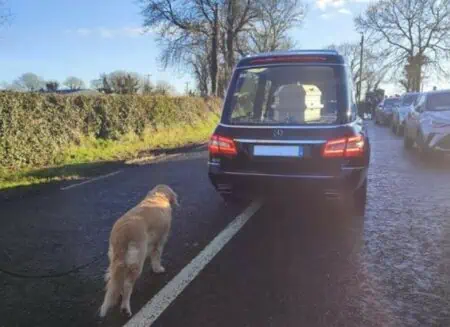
[60,170,122,190]
[123,200,263,327]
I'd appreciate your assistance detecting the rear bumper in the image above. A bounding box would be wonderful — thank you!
[208,164,368,197]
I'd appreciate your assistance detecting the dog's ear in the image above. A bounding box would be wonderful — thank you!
[150,185,179,206]
[171,189,180,207]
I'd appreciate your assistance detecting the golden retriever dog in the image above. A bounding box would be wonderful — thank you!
[99,184,179,317]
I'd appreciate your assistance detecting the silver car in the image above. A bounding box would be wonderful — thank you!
[404,90,450,156]
[375,97,400,125]
[391,92,420,136]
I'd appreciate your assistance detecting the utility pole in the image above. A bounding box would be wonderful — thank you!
[144,74,151,85]
[185,82,190,95]
[142,74,152,94]
[358,33,364,104]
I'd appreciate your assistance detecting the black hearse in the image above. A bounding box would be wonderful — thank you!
[208,50,370,212]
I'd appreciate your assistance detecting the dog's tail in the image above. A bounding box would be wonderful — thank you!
[99,249,126,317]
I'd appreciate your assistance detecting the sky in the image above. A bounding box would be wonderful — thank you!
[0,0,411,94]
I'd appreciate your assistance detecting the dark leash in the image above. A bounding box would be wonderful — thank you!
[0,251,106,279]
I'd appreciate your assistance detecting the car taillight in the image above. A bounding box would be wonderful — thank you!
[322,138,346,157]
[345,136,365,157]
[208,135,237,156]
[322,135,365,158]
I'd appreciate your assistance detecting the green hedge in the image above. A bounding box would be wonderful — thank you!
[0,92,221,168]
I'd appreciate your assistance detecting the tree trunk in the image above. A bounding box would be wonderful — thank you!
[210,4,219,96]
[223,0,235,96]
[217,68,227,98]
[408,54,425,93]
[226,0,235,73]
[410,63,420,92]
[417,62,422,92]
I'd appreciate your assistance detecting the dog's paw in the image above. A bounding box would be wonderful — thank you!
[152,265,166,274]
[99,305,108,318]
[121,304,132,317]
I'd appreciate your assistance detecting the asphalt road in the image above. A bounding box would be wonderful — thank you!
[1,122,450,327]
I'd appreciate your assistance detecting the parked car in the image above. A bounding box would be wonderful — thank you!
[404,90,450,157]
[391,92,420,135]
[375,97,401,125]
[208,50,370,212]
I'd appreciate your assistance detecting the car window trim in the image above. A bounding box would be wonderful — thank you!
[222,63,350,126]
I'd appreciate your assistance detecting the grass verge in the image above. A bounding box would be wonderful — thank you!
[0,114,218,192]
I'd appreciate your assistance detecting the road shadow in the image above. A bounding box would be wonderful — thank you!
[0,161,126,202]
[0,143,207,202]
[401,147,450,172]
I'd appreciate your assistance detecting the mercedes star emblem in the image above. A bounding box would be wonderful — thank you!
[273,129,283,137]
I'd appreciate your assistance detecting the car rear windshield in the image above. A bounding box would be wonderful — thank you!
[427,93,450,111]
[223,65,349,126]
[384,98,400,108]
[401,94,418,106]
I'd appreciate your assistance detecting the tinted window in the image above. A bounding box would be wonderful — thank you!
[224,65,348,125]
[427,93,450,111]
[383,98,400,108]
[401,94,419,106]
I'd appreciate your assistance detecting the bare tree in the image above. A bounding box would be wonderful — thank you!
[221,1,259,80]
[216,0,305,96]
[97,74,114,94]
[365,64,388,93]
[142,80,154,95]
[362,47,389,93]
[238,0,305,55]
[90,78,103,91]
[12,73,44,91]
[64,76,85,90]
[355,0,450,92]
[96,71,142,94]
[189,47,211,96]
[154,80,176,95]
[328,42,388,100]
[45,80,59,92]
[141,0,221,95]
[328,43,360,85]
[140,0,306,96]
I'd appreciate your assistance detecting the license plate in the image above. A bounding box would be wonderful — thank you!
[253,145,303,157]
